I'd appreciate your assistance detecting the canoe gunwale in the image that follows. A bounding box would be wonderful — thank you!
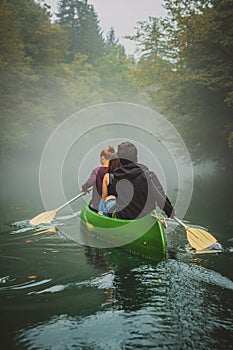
[79,204,167,262]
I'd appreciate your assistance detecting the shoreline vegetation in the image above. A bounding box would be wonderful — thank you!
[0,0,233,225]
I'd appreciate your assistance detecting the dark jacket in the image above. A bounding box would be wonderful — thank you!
[109,162,174,220]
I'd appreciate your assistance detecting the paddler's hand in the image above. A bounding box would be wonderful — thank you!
[170,209,176,219]
[81,186,92,195]
[81,188,87,195]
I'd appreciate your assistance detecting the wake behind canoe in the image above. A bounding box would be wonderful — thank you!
[80,204,167,262]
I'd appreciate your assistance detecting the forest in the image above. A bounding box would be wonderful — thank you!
[0,0,233,160]
[0,0,138,159]
[0,0,233,166]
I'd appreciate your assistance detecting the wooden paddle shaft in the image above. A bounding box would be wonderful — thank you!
[56,192,84,211]
[56,186,93,212]
[173,216,186,228]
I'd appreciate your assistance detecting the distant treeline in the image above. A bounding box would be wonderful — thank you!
[130,0,233,164]
[0,0,233,166]
[0,0,140,158]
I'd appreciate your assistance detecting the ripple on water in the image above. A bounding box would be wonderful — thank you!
[0,279,52,292]
[15,255,233,350]
[17,310,182,350]
[27,272,115,295]
[1,217,232,350]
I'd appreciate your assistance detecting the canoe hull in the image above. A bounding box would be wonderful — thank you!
[80,204,167,262]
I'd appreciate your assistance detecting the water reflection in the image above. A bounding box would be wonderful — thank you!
[16,246,233,350]
[0,216,232,350]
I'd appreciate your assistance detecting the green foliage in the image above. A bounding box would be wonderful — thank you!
[0,0,141,159]
[105,27,126,57]
[93,28,138,102]
[57,0,105,62]
[130,0,233,162]
[53,54,103,118]
[94,53,138,101]
[106,27,119,48]
[0,1,25,69]
[228,130,233,151]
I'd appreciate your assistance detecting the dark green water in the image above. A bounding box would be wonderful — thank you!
[1,102,232,349]
[0,207,232,349]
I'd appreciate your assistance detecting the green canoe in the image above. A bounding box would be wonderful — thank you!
[80,204,167,262]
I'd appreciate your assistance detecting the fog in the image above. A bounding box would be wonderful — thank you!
[1,103,194,225]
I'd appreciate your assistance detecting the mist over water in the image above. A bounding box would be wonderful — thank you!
[1,103,193,222]
[0,104,232,350]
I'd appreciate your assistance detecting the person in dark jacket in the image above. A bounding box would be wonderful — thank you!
[108,142,175,220]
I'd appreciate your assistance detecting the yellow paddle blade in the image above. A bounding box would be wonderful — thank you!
[29,210,57,226]
[185,226,217,250]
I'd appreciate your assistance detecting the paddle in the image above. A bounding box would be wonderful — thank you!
[29,188,92,226]
[173,216,217,250]
[149,173,217,249]
[147,171,216,249]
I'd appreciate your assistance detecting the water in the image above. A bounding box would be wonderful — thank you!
[0,212,232,350]
[0,98,232,350]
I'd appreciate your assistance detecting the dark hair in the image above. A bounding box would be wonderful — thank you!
[108,153,121,173]
[117,142,137,165]
[100,145,115,160]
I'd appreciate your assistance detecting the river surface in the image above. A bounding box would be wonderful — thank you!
[0,204,232,349]
[1,99,232,350]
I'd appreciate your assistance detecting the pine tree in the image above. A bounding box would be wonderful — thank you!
[57,0,105,62]
[105,27,125,57]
